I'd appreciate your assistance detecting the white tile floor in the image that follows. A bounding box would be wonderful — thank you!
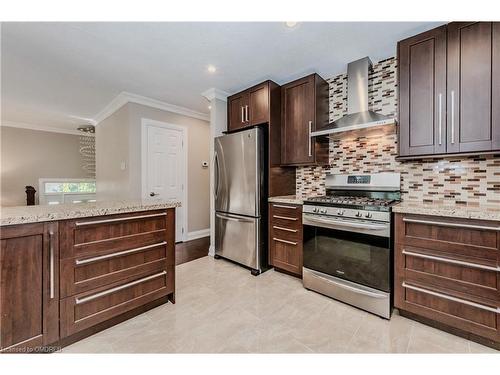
[62,256,498,353]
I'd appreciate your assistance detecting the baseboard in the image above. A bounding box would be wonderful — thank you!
[186,228,210,241]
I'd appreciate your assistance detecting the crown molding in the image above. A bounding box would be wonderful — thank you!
[94,91,210,125]
[0,121,91,136]
[201,88,230,102]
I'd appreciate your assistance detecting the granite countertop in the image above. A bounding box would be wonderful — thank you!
[0,199,181,226]
[393,201,500,222]
[268,195,304,205]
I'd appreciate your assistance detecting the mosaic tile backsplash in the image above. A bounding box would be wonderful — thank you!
[296,57,500,206]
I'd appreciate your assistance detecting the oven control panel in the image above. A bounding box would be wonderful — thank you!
[303,205,390,223]
[347,175,371,184]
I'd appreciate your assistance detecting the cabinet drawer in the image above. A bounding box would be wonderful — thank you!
[60,270,172,338]
[398,281,500,343]
[399,245,500,302]
[396,214,499,267]
[270,225,300,242]
[60,210,169,259]
[60,241,168,298]
[270,204,301,218]
[271,237,302,276]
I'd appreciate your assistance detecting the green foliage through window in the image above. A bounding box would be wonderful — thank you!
[45,181,96,194]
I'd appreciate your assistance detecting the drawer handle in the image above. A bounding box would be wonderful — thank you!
[273,215,298,221]
[402,282,500,314]
[273,237,297,246]
[75,212,167,227]
[273,204,297,210]
[272,226,298,233]
[402,249,500,272]
[75,241,167,265]
[402,217,500,231]
[75,271,167,305]
[49,230,55,299]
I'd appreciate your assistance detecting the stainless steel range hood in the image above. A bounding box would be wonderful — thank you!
[311,57,395,137]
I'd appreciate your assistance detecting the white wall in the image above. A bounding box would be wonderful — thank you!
[95,105,130,201]
[95,102,210,233]
[0,126,87,206]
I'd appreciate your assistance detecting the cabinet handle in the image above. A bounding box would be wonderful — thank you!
[241,106,245,123]
[272,204,297,210]
[75,212,166,226]
[451,90,455,144]
[402,249,500,272]
[402,282,500,314]
[308,121,313,157]
[75,271,167,305]
[245,105,249,122]
[402,217,499,231]
[438,93,442,145]
[75,241,168,265]
[273,237,297,246]
[49,230,55,299]
[273,215,298,221]
[273,226,298,233]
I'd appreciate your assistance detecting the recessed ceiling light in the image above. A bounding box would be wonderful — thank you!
[208,105,212,110]
[285,21,298,28]
[207,65,217,73]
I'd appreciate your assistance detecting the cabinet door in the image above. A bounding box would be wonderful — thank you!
[281,75,315,165]
[0,223,59,352]
[227,92,248,132]
[447,22,498,153]
[248,83,269,126]
[398,25,447,156]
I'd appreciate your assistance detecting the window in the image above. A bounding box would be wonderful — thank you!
[38,178,96,205]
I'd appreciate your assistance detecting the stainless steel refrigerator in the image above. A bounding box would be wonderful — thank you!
[214,127,267,275]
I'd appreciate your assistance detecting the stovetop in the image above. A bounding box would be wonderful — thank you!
[304,195,400,212]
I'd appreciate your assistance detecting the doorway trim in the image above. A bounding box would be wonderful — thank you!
[141,118,188,242]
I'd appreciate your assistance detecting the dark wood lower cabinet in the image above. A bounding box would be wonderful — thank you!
[395,213,500,349]
[0,208,175,353]
[0,222,59,353]
[269,203,303,277]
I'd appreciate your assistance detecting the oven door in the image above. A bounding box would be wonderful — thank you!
[303,214,391,292]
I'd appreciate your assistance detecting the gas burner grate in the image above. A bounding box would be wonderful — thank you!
[306,195,396,207]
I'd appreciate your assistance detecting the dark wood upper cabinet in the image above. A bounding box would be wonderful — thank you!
[227,81,274,132]
[398,22,500,158]
[447,22,500,153]
[0,222,59,352]
[248,83,269,126]
[228,91,249,132]
[281,74,329,166]
[398,25,447,156]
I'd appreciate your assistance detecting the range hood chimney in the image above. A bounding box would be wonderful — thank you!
[311,57,395,137]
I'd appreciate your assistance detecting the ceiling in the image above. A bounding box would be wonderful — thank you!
[1,22,443,131]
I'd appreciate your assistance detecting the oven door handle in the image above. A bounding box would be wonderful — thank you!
[303,215,388,231]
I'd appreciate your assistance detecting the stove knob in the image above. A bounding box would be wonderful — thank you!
[320,208,327,214]
[312,207,318,213]
[337,209,344,216]
[355,212,362,218]
[365,212,372,218]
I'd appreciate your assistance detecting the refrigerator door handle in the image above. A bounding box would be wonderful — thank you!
[216,212,255,223]
[214,151,220,200]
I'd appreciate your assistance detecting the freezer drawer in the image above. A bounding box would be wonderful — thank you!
[215,212,260,270]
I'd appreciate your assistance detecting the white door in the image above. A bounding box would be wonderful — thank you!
[143,121,186,242]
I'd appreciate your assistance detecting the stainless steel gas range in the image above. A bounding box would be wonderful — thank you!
[302,173,401,319]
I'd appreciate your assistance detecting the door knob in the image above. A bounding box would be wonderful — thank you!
[150,192,158,197]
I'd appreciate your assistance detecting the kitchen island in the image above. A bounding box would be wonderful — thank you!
[0,200,179,353]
